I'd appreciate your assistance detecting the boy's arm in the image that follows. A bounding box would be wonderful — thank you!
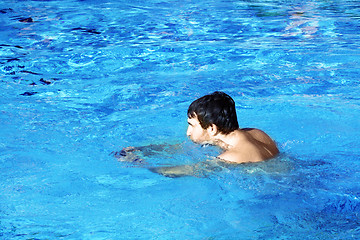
[148,164,197,178]
[148,159,226,178]
[113,144,226,178]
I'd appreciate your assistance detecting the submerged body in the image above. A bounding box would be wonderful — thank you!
[151,92,279,177]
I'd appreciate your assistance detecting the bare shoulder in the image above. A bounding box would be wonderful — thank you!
[218,128,279,163]
[242,128,275,145]
[241,128,279,158]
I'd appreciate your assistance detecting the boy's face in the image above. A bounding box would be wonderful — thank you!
[186,116,211,144]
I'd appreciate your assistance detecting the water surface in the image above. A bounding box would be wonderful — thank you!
[1,0,360,239]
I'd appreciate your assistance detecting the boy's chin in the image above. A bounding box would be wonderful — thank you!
[190,138,213,146]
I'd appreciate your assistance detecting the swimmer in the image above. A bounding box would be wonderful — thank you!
[183,91,279,163]
[117,91,279,177]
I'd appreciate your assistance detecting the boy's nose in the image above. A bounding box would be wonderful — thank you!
[186,128,191,136]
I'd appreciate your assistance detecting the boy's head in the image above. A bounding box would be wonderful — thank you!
[187,91,239,135]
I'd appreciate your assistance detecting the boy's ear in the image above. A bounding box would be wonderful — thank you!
[207,124,218,136]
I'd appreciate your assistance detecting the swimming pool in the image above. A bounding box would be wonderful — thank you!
[1,0,359,238]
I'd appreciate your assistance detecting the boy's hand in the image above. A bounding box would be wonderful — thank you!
[112,147,143,163]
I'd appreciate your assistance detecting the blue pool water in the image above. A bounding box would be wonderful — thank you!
[1,0,360,239]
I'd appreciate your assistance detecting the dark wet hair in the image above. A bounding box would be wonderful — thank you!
[187,91,239,134]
